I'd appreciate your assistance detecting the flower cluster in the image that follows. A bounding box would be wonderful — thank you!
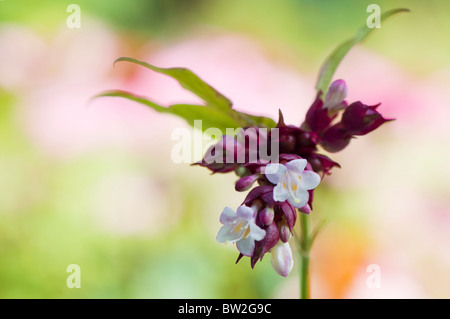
[196,80,392,276]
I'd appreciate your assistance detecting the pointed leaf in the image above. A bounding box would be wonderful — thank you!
[94,90,243,134]
[115,57,232,111]
[94,90,167,112]
[315,8,410,94]
[99,59,277,133]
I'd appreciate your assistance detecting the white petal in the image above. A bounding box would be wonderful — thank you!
[264,163,286,184]
[236,205,254,220]
[270,242,294,277]
[300,170,321,190]
[285,159,307,174]
[273,182,289,202]
[249,223,266,241]
[216,224,236,244]
[236,237,255,257]
[216,224,240,243]
[288,189,309,208]
[219,207,237,224]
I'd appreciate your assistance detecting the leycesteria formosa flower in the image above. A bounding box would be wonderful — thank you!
[264,159,321,208]
[207,78,391,277]
[207,76,392,277]
[104,9,406,285]
[216,205,266,257]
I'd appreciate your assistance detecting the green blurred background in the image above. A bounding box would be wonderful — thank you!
[0,0,449,298]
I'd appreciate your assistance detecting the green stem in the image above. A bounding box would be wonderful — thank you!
[299,213,310,299]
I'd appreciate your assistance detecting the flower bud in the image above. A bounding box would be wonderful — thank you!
[259,207,274,226]
[243,185,275,207]
[299,204,311,215]
[324,79,347,111]
[279,223,291,243]
[277,201,296,233]
[270,241,294,277]
[235,174,259,192]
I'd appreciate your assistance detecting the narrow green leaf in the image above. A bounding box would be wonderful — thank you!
[238,113,277,129]
[115,57,233,111]
[94,90,243,134]
[98,59,277,133]
[94,90,168,112]
[315,8,410,94]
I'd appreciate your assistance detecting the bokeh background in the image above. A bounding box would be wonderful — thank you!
[0,0,449,298]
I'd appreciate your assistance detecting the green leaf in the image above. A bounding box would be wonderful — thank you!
[95,90,244,134]
[97,58,277,134]
[115,57,232,111]
[315,8,410,94]
[238,113,277,129]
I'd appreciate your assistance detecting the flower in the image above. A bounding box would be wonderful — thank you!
[237,185,295,268]
[270,241,294,277]
[264,159,321,208]
[216,205,266,257]
[207,80,390,276]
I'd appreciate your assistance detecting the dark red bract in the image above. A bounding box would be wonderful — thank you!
[199,80,392,268]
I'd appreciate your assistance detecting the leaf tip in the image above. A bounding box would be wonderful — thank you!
[113,57,132,67]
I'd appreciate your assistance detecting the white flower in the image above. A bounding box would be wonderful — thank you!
[270,241,294,277]
[216,205,266,257]
[264,159,321,208]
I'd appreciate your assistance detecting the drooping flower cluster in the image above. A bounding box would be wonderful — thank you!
[196,79,392,277]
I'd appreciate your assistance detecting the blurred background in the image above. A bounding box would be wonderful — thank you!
[0,0,449,298]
